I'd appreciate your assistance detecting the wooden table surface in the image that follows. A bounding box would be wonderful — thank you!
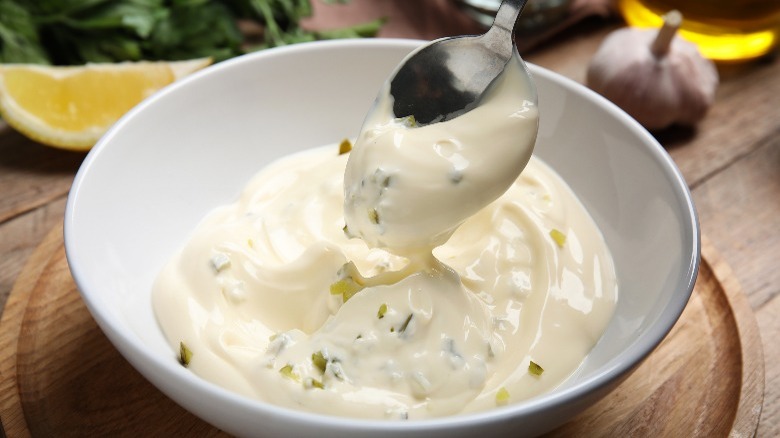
[1,1,778,436]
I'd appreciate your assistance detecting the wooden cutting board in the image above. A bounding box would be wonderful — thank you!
[0,223,764,437]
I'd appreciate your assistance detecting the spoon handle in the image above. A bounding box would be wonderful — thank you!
[483,0,529,59]
[490,0,529,38]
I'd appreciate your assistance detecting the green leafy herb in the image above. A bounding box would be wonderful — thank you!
[0,0,49,63]
[377,303,388,319]
[0,0,383,65]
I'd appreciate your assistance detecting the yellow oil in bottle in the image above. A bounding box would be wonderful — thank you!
[617,0,780,61]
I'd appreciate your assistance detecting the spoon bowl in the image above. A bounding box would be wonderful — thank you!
[390,0,530,124]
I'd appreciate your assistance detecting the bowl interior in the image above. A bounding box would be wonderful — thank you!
[65,39,698,436]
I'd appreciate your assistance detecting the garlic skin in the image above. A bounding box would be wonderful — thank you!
[586,11,719,131]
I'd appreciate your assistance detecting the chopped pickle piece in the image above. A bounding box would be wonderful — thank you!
[550,228,567,248]
[329,277,363,302]
[312,351,328,373]
[368,208,380,224]
[400,115,418,128]
[329,262,367,302]
[179,341,193,367]
[378,303,388,319]
[367,168,393,190]
[496,387,510,405]
[304,377,325,389]
[279,364,300,381]
[338,139,353,155]
[529,360,544,376]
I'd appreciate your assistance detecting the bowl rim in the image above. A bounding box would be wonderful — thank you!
[64,38,700,432]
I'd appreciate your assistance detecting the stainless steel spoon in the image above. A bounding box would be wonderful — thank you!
[389,0,530,125]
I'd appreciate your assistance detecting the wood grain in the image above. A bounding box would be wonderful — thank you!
[755,294,780,436]
[547,237,763,437]
[692,131,780,437]
[0,197,68,320]
[667,58,780,187]
[0,124,84,225]
[692,135,780,310]
[0,121,82,312]
[1,223,226,437]
[0,223,63,438]
[0,228,763,437]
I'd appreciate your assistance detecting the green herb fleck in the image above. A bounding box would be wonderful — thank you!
[399,313,413,333]
[378,303,388,319]
[529,360,544,376]
[179,341,193,367]
[550,229,567,248]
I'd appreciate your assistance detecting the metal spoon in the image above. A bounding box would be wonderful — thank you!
[389,0,530,125]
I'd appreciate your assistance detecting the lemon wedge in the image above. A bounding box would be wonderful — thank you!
[0,58,211,151]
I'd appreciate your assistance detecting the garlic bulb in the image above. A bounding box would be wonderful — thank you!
[586,10,719,130]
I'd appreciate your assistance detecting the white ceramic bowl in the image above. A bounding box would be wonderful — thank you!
[65,39,699,437]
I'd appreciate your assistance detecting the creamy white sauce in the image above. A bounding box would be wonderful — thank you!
[344,51,538,255]
[153,48,617,420]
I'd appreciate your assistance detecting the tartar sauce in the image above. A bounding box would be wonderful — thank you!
[153,48,617,420]
[344,50,538,254]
